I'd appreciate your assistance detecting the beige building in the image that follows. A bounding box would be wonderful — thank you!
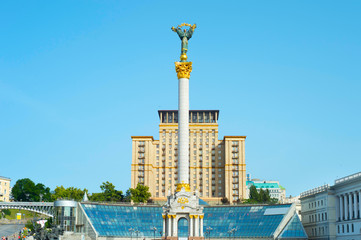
[131,110,246,203]
[0,176,11,202]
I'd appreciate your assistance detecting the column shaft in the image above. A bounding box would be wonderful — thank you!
[344,195,348,220]
[172,217,177,236]
[178,78,189,185]
[168,218,172,236]
[354,192,357,219]
[200,218,204,237]
[339,195,343,221]
[189,218,193,236]
[349,193,352,220]
[163,218,166,236]
[358,191,361,217]
[194,218,199,237]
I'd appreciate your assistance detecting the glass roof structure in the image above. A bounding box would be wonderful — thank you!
[80,203,307,239]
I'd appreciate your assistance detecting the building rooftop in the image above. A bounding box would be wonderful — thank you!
[334,171,361,185]
[247,181,280,189]
[300,184,330,199]
[158,110,219,124]
[0,176,11,181]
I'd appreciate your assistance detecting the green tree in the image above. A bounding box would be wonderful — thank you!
[12,178,51,202]
[52,186,88,201]
[129,183,151,203]
[124,189,132,202]
[249,185,259,202]
[89,181,123,202]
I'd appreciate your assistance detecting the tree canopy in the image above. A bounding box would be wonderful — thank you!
[12,178,51,202]
[52,186,88,201]
[129,183,151,203]
[245,185,278,204]
[90,181,124,202]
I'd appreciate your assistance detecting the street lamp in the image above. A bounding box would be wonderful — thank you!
[152,227,157,240]
[227,230,232,238]
[232,228,237,240]
[205,227,213,240]
[129,228,134,240]
[135,230,140,240]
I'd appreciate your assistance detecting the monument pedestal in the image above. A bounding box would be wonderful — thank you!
[162,187,204,240]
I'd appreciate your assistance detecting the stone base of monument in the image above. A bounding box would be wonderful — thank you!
[162,187,205,240]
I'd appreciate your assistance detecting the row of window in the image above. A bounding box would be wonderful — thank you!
[309,199,324,209]
[311,226,328,237]
[338,223,355,234]
[308,212,328,223]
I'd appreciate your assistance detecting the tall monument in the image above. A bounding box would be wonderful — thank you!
[162,23,205,240]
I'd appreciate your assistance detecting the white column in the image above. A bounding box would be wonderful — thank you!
[194,217,199,237]
[189,217,193,236]
[354,192,357,219]
[339,195,343,221]
[344,194,348,220]
[173,217,177,236]
[178,77,189,185]
[359,190,361,219]
[163,217,166,236]
[349,193,352,220]
[168,217,172,236]
[200,217,204,237]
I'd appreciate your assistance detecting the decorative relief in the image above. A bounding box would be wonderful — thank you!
[176,182,191,192]
[175,62,192,79]
[177,197,189,204]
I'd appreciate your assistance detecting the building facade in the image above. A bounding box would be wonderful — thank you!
[246,179,286,203]
[333,172,361,240]
[300,171,361,240]
[131,110,246,203]
[300,185,337,240]
[0,176,11,202]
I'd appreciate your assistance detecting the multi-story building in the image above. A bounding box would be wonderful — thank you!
[246,179,286,203]
[0,176,11,202]
[300,172,361,240]
[333,172,361,240]
[300,184,337,240]
[131,110,246,203]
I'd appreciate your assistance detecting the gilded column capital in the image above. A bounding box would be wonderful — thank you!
[175,62,192,79]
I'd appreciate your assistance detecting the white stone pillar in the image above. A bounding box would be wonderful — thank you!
[194,217,199,237]
[168,217,172,236]
[178,77,190,186]
[339,195,343,221]
[349,193,353,220]
[354,192,357,219]
[200,217,204,237]
[163,217,166,236]
[173,217,177,236]
[359,190,361,219]
[344,194,348,220]
[189,217,193,236]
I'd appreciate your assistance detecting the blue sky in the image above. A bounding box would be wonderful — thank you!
[1,1,360,197]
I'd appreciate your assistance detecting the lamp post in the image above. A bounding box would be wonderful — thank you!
[135,230,140,240]
[205,227,213,240]
[232,228,237,240]
[227,230,232,238]
[152,227,157,240]
[129,228,134,240]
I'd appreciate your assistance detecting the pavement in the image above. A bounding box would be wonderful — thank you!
[0,224,25,239]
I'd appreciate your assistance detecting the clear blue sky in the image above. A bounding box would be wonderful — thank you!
[1,1,360,197]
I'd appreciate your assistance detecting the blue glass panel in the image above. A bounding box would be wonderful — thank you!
[80,203,304,238]
[278,214,308,239]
